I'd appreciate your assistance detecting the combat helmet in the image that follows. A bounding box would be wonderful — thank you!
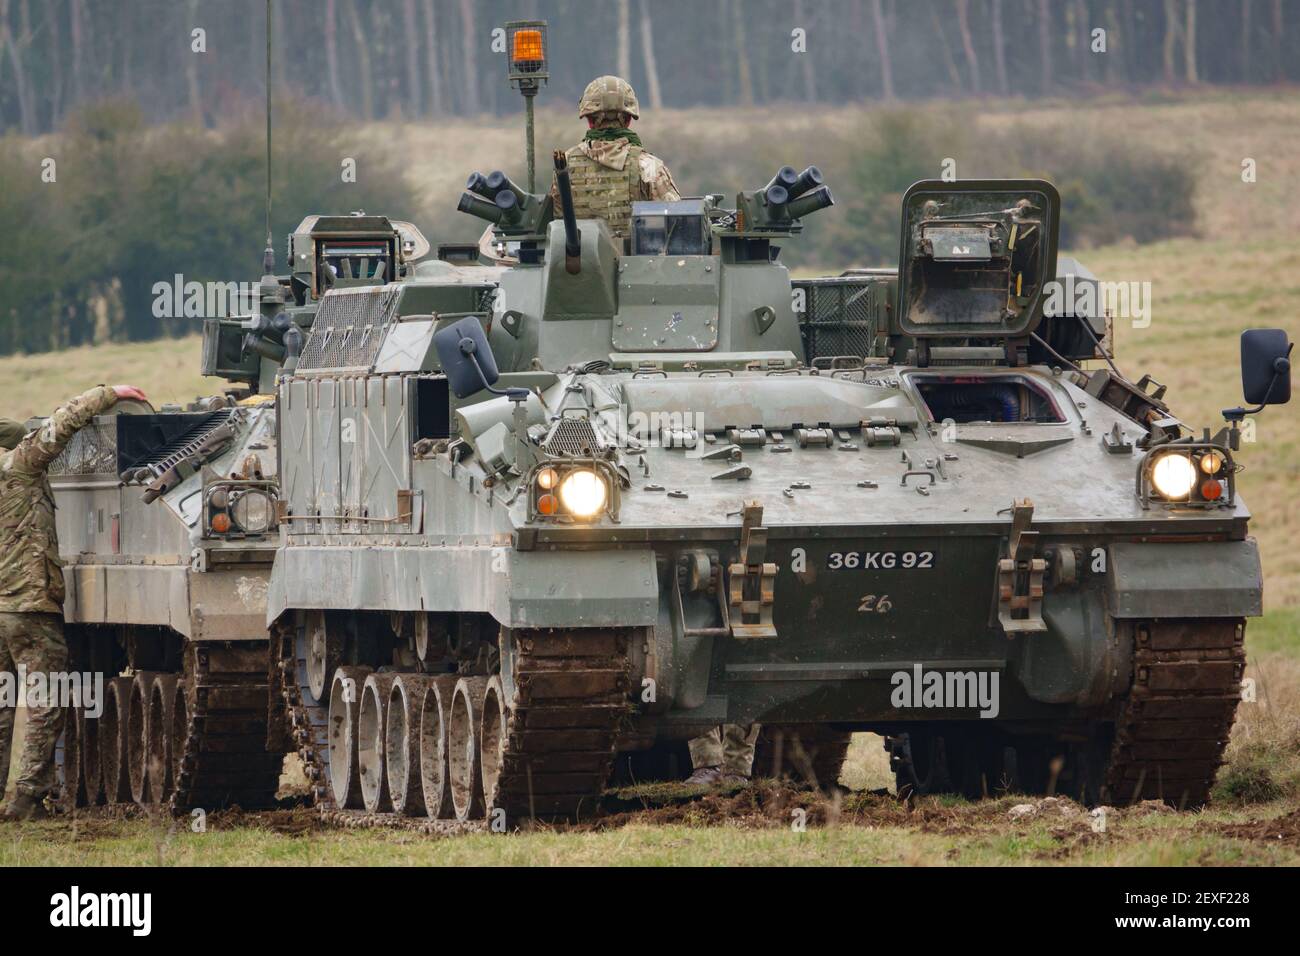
[579,75,640,120]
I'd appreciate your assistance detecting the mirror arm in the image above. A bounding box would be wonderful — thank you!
[459,336,530,402]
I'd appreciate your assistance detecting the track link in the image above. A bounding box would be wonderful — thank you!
[487,627,633,821]
[170,642,283,812]
[1103,618,1245,809]
[276,622,334,808]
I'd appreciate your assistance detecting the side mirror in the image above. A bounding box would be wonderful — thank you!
[1241,328,1292,406]
[433,316,500,399]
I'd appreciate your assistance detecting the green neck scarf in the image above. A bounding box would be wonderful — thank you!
[585,127,642,146]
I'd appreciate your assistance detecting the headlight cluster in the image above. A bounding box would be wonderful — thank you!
[1143,446,1232,506]
[207,483,278,536]
[531,464,612,521]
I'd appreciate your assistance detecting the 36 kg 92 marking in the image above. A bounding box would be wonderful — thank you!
[826,550,936,570]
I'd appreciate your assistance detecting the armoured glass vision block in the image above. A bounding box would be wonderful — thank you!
[630,199,710,256]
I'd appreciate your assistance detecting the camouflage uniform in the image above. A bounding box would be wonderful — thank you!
[0,385,117,802]
[549,75,681,240]
[689,723,760,779]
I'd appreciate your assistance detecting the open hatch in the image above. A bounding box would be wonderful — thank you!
[897,180,1060,342]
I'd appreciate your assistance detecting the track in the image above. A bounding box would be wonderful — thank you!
[1102,618,1245,809]
[484,627,632,821]
[276,622,334,809]
[63,618,1243,820]
[276,624,633,824]
[168,641,284,812]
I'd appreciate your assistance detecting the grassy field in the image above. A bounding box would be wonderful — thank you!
[2,91,1298,865]
[4,795,1299,866]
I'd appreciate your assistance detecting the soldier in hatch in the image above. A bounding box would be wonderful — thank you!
[550,75,755,787]
[0,384,146,820]
[549,75,681,240]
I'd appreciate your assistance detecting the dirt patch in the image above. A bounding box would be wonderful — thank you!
[1215,808,1300,847]
[205,807,324,836]
[586,781,1026,833]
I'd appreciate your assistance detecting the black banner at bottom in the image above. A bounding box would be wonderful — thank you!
[0,865,1276,943]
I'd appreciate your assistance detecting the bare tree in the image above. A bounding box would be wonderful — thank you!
[422,0,445,115]
[1270,0,1283,82]
[990,0,1008,95]
[1,0,37,135]
[324,0,344,108]
[731,0,754,106]
[794,0,817,101]
[69,0,84,104]
[930,2,963,90]
[1039,0,1052,94]
[46,0,62,126]
[345,0,373,119]
[402,0,422,117]
[955,0,982,92]
[458,0,479,115]
[1104,1,1125,85]
[617,0,631,80]
[1241,0,1252,82]
[185,0,204,126]
[1184,0,1199,83]
[638,0,663,109]
[1163,0,1180,83]
[865,0,893,100]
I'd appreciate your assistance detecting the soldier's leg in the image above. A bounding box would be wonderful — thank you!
[687,726,724,770]
[6,613,68,800]
[0,616,15,798]
[721,723,761,779]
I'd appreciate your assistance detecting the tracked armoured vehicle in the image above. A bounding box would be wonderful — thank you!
[47,213,485,812]
[53,164,1289,822]
[260,163,1287,822]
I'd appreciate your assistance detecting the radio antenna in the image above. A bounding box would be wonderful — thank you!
[262,0,275,273]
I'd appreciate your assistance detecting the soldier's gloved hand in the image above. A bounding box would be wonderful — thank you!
[112,385,148,402]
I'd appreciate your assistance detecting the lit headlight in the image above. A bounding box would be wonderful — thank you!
[1200,450,1227,475]
[1150,453,1197,500]
[231,489,274,533]
[557,469,608,518]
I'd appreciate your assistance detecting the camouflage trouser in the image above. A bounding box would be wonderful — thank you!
[0,612,68,800]
[688,723,760,777]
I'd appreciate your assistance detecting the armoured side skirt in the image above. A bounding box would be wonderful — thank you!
[63,564,272,641]
[1107,540,1263,619]
[266,545,659,630]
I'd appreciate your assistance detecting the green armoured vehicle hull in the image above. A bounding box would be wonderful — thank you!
[52,173,1284,821]
[260,174,1274,817]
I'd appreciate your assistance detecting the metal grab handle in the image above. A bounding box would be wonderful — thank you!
[900,470,936,487]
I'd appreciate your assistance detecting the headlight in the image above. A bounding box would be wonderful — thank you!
[1200,450,1227,475]
[1150,453,1197,499]
[557,469,608,518]
[231,489,273,533]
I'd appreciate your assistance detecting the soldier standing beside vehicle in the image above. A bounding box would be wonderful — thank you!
[549,75,681,241]
[0,384,146,821]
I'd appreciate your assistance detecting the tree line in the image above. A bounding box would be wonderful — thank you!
[0,0,1295,134]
